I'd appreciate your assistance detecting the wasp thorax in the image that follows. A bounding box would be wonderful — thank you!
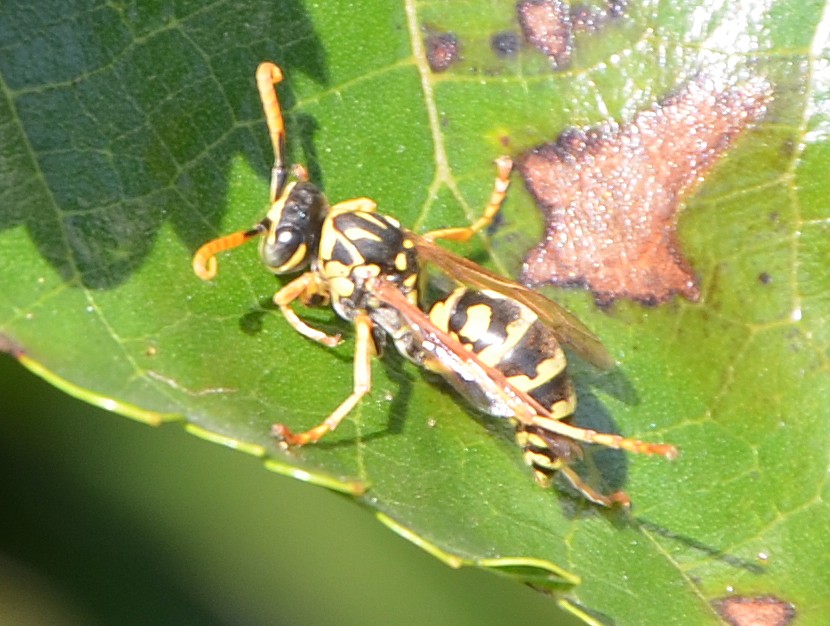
[259,182,327,274]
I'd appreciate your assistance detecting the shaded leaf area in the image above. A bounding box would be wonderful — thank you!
[1,1,829,624]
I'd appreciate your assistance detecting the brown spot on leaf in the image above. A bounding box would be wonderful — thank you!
[714,595,795,626]
[0,334,24,357]
[517,0,572,67]
[570,0,627,31]
[425,31,461,73]
[519,76,771,305]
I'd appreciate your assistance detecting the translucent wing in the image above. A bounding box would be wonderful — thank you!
[409,232,615,370]
[370,277,547,421]
[371,279,675,463]
[371,278,677,488]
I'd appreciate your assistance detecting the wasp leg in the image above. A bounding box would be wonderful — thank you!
[530,414,679,460]
[274,313,373,446]
[424,156,512,242]
[558,466,631,508]
[518,425,630,507]
[274,272,342,348]
[291,163,310,182]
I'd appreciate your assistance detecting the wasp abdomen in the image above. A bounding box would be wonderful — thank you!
[515,424,583,488]
[430,289,574,413]
[429,288,578,483]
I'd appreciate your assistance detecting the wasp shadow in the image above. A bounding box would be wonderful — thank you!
[296,338,416,452]
[238,293,355,371]
[1,1,327,290]
[634,518,766,575]
[506,354,638,515]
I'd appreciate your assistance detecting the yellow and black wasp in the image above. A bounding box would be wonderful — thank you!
[193,62,677,507]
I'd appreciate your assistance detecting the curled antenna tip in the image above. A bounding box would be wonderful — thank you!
[662,445,680,461]
[193,252,218,281]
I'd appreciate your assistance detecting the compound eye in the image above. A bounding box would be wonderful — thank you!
[260,227,308,273]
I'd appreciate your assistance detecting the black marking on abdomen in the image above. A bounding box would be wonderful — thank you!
[525,369,573,411]
[498,320,563,381]
[447,289,518,352]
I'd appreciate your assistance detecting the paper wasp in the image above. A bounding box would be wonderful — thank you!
[192,62,677,506]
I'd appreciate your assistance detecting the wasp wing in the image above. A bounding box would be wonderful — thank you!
[371,278,550,422]
[372,277,677,460]
[409,233,614,370]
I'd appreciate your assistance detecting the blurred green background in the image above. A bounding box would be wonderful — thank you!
[0,354,583,625]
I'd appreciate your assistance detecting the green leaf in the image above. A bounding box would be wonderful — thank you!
[2,1,828,624]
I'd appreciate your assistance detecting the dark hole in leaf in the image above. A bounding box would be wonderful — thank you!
[490,31,520,58]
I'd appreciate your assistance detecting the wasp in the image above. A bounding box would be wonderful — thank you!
[193,62,677,507]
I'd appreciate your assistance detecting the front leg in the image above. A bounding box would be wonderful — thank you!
[273,313,374,446]
[273,272,342,347]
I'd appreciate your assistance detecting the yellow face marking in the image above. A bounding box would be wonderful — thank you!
[273,242,308,273]
[264,181,296,223]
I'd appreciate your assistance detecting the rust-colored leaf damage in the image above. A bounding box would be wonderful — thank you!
[516,0,627,66]
[519,76,771,305]
[714,595,795,626]
[516,0,572,67]
[425,31,461,73]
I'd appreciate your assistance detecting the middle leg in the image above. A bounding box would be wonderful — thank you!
[273,313,374,446]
